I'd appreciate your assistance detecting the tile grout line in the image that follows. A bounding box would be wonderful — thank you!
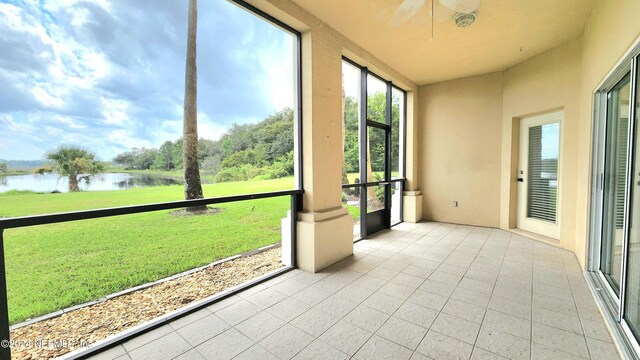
[116,223,605,360]
[349,222,458,358]
[437,226,489,352]
[470,229,512,359]
[403,224,497,358]
[565,249,595,360]
[402,222,457,358]
[530,235,535,360]
[346,223,449,358]
[277,235,414,359]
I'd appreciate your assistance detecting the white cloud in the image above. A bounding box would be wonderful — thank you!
[151,113,229,145]
[0,115,41,158]
[151,119,182,144]
[53,115,85,129]
[101,98,130,125]
[41,0,111,15]
[259,36,295,112]
[197,112,228,141]
[32,84,64,108]
[42,125,65,138]
[0,114,36,134]
[0,3,24,28]
[108,129,153,150]
[0,0,296,162]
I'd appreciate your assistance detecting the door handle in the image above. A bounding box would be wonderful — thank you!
[517,178,524,182]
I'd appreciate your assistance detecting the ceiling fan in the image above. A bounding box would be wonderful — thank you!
[390,0,481,39]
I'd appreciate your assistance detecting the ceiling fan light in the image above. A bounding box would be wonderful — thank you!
[440,0,481,13]
[453,11,477,27]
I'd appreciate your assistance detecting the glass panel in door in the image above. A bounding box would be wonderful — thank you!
[367,126,385,183]
[367,184,386,213]
[527,122,560,223]
[624,64,640,339]
[365,125,388,235]
[342,187,361,241]
[391,181,402,225]
[601,73,631,294]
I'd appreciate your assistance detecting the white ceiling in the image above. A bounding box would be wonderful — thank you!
[290,0,594,85]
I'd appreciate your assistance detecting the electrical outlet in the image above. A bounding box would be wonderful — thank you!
[453,201,458,207]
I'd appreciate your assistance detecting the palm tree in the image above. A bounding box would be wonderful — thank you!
[183,0,206,210]
[46,146,104,192]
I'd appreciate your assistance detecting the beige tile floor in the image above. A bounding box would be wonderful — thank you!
[88,222,620,360]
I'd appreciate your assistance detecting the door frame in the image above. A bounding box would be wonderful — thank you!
[516,110,564,239]
[363,120,392,236]
[341,56,407,240]
[360,71,392,237]
[587,44,640,359]
[590,66,634,306]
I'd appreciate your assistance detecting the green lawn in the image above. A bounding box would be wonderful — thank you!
[0,177,294,324]
[346,205,360,220]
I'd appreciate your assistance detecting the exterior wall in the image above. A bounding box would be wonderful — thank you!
[418,3,640,269]
[574,0,640,268]
[500,39,583,252]
[416,38,582,251]
[245,0,421,271]
[418,73,504,227]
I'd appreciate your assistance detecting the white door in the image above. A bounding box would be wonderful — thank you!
[517,111,563,239]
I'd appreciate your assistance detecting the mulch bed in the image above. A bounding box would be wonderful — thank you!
[169,206,223,217]
[9,247,283,359]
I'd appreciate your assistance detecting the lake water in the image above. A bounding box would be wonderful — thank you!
[0,173,183,193]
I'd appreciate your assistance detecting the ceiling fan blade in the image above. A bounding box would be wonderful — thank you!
[409,9,429,27]
[392,0,426,26]
[439,0,481,13]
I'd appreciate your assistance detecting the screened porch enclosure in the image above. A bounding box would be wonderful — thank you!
[1,0,639,359]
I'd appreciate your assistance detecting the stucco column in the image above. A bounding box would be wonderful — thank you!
[403,91,423,222]
[296,31,353,272]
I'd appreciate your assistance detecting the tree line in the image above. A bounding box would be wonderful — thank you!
[112,89,401,186]
[112,108,295,183]
[20,89,399,193]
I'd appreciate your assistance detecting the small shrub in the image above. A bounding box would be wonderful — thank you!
[214,164,264,182]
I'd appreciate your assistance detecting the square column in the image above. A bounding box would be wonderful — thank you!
[296,31,353,272]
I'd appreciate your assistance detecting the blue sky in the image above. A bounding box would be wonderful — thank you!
[541,122,559,160]
[0,0,295,161]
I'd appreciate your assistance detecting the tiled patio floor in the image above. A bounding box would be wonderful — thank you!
[89,222,620,360]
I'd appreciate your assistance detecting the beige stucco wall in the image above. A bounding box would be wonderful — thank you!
[418,73,504,227]
[417,35,602,259]
[419,0,640,269]
[574,0,640,268]
[500,38,583,252]
[418,40,582,235]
